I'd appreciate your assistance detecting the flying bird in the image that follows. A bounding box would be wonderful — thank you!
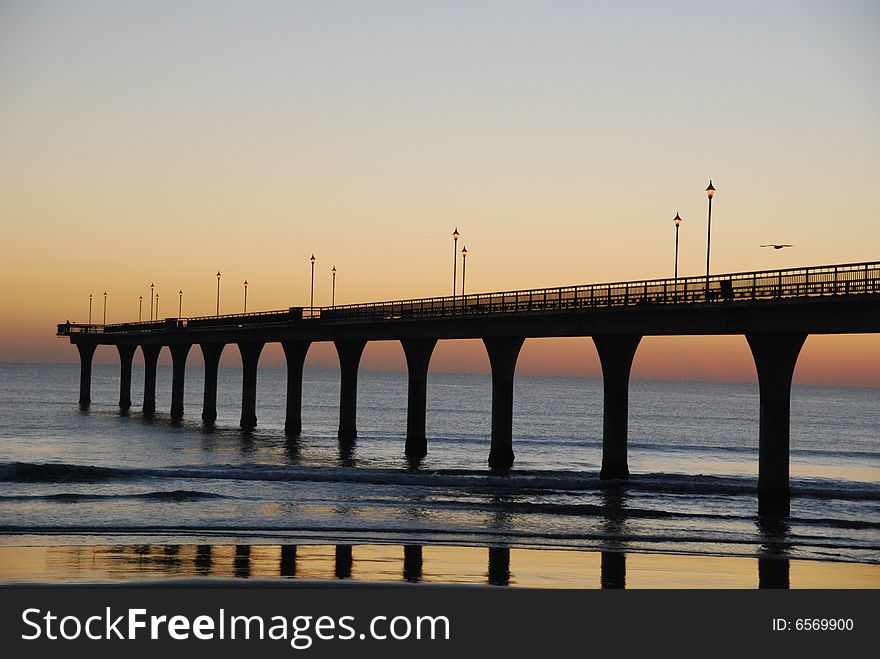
[760,244,794,250]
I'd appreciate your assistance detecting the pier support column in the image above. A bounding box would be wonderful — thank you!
[76,343,97,410]
[169,343,191,422]
[401,338,437,457]
[281,341,311,436]
[746,332,807,517]
[335,340,367,441]
[593,334,642,480]
[141,344,161,416]
[200,343,225,425]
[238,341,265,430]
[483,336,525,469]
[117,344,137,410]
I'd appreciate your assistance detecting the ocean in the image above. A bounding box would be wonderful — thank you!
[0,362,877,587]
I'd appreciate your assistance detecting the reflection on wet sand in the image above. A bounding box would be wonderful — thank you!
[0,543,878,588]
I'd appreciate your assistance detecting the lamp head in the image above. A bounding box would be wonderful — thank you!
[673,212,682,227]
[310,254,316,264]
[452,228,460,240]
[706,180,715,199]
[332,266,336,274]
[216,271,221,278]
[461,246,468,256]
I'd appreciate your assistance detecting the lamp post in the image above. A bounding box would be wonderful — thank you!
[452,228,460,299]
[243,280,248,313]
[461,246,468,296]
[139,295,143,322]
[331,266,336,307]
[88,294,93,325]
[705,180,716,295]
[178,290,183,318]
[673,212,682,281]
[103,292,107,325]
[155,293,159,319]
[216,271,221,316]
[150,283,155,321]
[310,255,316,309]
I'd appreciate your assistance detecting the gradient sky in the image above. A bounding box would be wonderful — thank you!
[1,0,878,385]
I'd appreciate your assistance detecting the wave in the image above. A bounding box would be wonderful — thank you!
[1,460,878,502]
[0,490,231,503]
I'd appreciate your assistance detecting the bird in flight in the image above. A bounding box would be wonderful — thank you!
[760,244,794,250]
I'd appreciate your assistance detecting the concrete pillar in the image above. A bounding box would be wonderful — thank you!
[141,344,162,416]
[746,332,807,517]
[238,341,265,430]
[334,340,367,441]
[169,343,191,422]
[593,334,642,480]
[281,341,311,436]
[117,344,137,411]
[401,338,437,457]
[199,343,224,425]
[483,337,525,469]
[76,342,97,410]
[403,545,423,583]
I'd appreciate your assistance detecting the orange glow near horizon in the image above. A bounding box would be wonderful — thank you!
[19,333,880,389]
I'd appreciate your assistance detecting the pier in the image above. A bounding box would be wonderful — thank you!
[58,260,880,516]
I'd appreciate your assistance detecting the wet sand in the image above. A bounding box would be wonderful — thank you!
[0,543,877,588]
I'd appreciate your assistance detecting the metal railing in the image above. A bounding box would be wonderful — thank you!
[57,260,880,336]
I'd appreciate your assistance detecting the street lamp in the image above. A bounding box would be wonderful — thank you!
[150,283,155,321]
[461,246,468,296]
[216,271,221,316]
[310,254,316,308]
[452,228,460,299]
[705,180,716,295]
[178,290,183,318]
[155,293,159,319]
[243,280,248,313]
[331,266,337,307]
[139,295,143,322]
[88,293,93,324]
[673,212,682,282]
[103,292,108,325]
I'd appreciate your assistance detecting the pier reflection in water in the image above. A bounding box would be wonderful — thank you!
[1,543,878,588]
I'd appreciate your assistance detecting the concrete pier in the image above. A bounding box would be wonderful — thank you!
[238,341,265,429]
[334,339,366,441]
[141,344,162,416]
[483,337,525,469]
[746,332,807,516]
[169,343,191,422]
[76,343,97,410]
[117,344,136,410]
[200,343,224,425]
[401,338,437,457]
[281,340,311,436]
[593,334,642,480]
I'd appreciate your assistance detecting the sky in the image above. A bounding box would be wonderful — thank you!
[1,0,878,385]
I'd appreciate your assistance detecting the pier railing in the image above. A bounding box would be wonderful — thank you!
[58,260,880,335]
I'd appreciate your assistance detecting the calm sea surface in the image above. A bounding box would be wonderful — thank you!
[0,362,878,585]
